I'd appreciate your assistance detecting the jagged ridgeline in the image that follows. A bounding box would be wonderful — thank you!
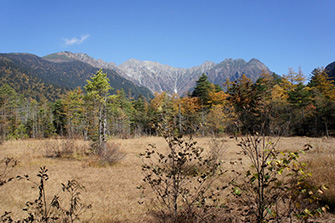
[44,51,272,96]
[0,53,153,101]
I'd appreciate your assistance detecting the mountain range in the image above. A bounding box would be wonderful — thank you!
[1,51,273,101]
[45,52,271,95]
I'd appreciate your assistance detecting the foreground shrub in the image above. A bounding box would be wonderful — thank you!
[139,120,224,222]
[0,157,18,186]
[44,138,90,159]
[98,142,125,166]
[303,138,335,212]
[84,142,125,168]
[1,167,91,222]
[229,134,328,222]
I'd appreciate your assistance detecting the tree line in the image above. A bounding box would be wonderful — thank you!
[1,67,335,142]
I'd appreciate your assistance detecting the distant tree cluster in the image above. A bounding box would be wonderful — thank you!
[1,67,335,143]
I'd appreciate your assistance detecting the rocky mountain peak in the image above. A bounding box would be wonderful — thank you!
[120,58,141,66]
[248,58,261,64]
[43,52,76,63]
[200,61,216,68]
[44,52,271,95]
[118,57,270,95]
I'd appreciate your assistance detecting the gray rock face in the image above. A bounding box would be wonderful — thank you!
[45,52,271,95]
[119,59,188,94]
[119,58,270,95]
[206,58,270,85]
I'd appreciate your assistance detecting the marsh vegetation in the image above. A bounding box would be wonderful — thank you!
[0,136,334,222]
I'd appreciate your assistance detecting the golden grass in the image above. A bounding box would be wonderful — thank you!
[0,136,334,222]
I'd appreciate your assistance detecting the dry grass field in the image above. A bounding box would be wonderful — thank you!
[0,136,334,222]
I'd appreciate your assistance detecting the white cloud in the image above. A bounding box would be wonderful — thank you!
[63,34,90,46]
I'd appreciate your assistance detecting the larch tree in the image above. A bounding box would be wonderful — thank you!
[307,68,335,136]
[227,74,258,133]
[62,87,85,137]
[308,68,335,101]
[84,70,111,154]
[207,88,234,134]
[180,96,201,134]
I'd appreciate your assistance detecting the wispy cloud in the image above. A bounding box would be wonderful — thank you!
[63,34,90,46]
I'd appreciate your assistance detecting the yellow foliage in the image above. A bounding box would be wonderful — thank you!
[310,68,335,101]
[149,92,168,111]
[271,84,289,103]
[208,91,229,106]
[180,96,200,115]
[206,104,226,131]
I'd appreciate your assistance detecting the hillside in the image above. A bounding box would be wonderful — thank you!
[44,52,144,86]
[0,53,153,101]
[325,61,335,81]
[0,55,67,101]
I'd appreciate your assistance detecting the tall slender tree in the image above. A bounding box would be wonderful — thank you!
[191,74,212,135]
[84,70,111,154]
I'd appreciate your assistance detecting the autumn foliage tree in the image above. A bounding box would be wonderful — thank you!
[307,68,335,136]
[62,87,85,138]
[226,74,258,134]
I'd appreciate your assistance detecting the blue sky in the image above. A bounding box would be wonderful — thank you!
[1,0,334,78]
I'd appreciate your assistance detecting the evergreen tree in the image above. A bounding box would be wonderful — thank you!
[0,84,20,140]
[52,100,66,136]
[191,74,213,135]
[108,89,134,138]
[84,70,111,154]
[132,95,150,136]
[191,73,212,106]
[288,83,312,135]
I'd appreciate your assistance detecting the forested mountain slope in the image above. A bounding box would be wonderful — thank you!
[0,53,153,101]
[44,51,140,86]
[325,61,335,81]
[0,55,67,101]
